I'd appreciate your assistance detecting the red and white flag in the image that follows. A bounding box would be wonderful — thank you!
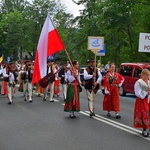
[32,14,65,85]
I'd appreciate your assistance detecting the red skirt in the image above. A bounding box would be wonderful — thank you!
[103,86,120,112]
[134,97,150,129]
[54,80,60,95]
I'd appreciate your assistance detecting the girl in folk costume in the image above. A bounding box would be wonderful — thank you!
[64,60,81,118]
[3,62,17,104]
[134,69,150,137]
[102,63,124,119]
[54,64,60,96]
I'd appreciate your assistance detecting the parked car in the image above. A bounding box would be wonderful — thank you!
[118,62,150,96]
[80,67,86,86]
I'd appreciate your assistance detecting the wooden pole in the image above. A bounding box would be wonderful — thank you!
[64,48,73,67]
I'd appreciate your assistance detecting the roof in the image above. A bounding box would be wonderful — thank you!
[120,62,150,68]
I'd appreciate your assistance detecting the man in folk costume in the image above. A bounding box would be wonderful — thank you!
[43,59,58,102]
[0,62,8,95]
[20,60,34,102]
[134,69,150,137]
[3,62,17,104]
[84,59,102,117]
[102,63,124,119]
[64,60,81,118]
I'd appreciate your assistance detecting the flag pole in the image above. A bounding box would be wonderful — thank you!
[64,48,81,85]
[64,48,73,67]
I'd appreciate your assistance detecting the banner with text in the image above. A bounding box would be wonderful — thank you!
[138,33,150,52]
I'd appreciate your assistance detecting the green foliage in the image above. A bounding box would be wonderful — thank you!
[0,0,150,66]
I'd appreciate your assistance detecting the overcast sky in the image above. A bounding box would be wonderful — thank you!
[59,0,84,17]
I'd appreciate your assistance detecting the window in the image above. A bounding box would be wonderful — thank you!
[120,66,132,77]
[133,68,141,78]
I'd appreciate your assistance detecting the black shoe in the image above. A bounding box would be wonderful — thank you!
[29,100,33,103]
[107,112,111,117]
[24,98,27,101]
[50,100,54,102]
[43,98,46,101]
[142,131,149,137]
[116,114,121,119]
[89,113,94,117]
[8,101,12,105]
[69,114,74,118]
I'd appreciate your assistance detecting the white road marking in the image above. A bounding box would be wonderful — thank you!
[80,111,150,141]
[50,96,150,141]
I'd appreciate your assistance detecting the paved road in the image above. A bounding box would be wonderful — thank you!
[0,87,149,150]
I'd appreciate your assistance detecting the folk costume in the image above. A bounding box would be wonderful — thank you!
[134,79,150,137]
[0,63,8,95]
[43,60,57,102]
[3,64,17,104]
[84,60,102,117]
[59,64,68,101]
[64,66,81,118]
[54,65,60,97]
[20,62,33,102]
[54,76,60,96]
[102,71,124,118]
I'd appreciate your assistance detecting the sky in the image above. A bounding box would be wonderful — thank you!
[59,0,84,17]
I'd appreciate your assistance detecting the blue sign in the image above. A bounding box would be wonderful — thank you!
[48,54,55,61]
[7,56,10,62]
[97,44,106,56]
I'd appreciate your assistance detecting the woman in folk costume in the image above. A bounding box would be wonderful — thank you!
[103,63,124,119]
[64,60,81,118]
[54,64,60,96]
[134,69,150,137]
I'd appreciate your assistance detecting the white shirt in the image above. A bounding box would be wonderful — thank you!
[3,68,15,81]
[84,67,102,84]
[134,80,148,99]
[66,69,81,83]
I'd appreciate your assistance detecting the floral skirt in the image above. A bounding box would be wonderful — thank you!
[134,97,150,129]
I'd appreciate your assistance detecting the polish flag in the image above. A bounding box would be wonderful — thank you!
[32,14,65,85]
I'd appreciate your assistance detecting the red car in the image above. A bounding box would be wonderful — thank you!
[118,63,150,96]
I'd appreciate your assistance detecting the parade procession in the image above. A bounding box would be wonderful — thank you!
[0,0,150,149]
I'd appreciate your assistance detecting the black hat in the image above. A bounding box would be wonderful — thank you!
[47,59,53,63]
[87,59,95,63]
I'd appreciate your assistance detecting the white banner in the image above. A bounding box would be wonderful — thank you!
[138,33,150,52]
